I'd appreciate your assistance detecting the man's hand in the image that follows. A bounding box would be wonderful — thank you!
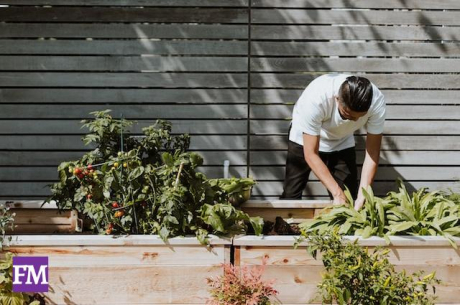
[333,189,347,206]
[354,195,365,210]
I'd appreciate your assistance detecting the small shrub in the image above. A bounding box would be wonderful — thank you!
[206,257,278,305]
[297,230,440,305]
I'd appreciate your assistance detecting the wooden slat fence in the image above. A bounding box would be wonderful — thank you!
[0,0,459,200]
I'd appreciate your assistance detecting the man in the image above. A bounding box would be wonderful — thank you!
[280,74,386,210]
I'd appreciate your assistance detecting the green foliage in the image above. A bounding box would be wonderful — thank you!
[0,204,15,249]
[0,252,41,305]
[46,110,262,244]
[301,230,440,305]
[300,181,460,247]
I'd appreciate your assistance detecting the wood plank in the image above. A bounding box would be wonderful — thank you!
[0,88,248,104]
[251,89,460,105]
[3,0,248,6]
[251,0,460,9]
[250,151,460,166]
[251,73,460,89]
[50,266,220,304]
[0,151,247,166]
[250,166,460,182]
[251,42,460,57]
[2,234,231,246]
[234,236,460,247]
[8,209,75,225]
[250,104,460,120]
[0,41,247,55]
[241,200,331,209]
[0,105,247,119]
[0,166,247,181]
[252,25,460,41]
[0,7,248,23]
[0,56,247,72]
[252,10,460,26]
[252,181,460,197]
[0,72,247,88]
[0,120,247,135]
[0,23,248,39]
[239,207,314,223]
[251,58,460,73]
[3,245,226,266]
[250,121,460,135]
[0,135,247,150]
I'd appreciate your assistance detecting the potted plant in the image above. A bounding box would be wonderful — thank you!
[212,177,256,207]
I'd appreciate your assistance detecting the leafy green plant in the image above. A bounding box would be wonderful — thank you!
[300,181,460,247]
[298,230,440,305]
[300,187,393,241]
[0,203,16,249]
[206,257,278,305]
[45,110,263,244]
[211,177,256,206]
[0,252,42,305]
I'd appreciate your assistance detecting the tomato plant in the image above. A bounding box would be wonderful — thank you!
[46,110,262,244]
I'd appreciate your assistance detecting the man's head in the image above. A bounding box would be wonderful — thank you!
[335,76,373,121]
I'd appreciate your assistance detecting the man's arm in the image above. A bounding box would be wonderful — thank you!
[302,133,346,204]
[354,133,382,210]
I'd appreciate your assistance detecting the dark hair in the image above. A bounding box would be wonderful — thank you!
[338,76,373,112]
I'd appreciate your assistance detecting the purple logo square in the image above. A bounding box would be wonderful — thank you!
[12,256,49,292]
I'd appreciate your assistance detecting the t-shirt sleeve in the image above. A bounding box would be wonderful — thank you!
[292,98,325,136]
[365,92,386,134]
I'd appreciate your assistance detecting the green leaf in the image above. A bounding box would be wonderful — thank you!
[128,166,144,181]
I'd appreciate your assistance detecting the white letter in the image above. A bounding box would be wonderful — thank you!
[26,265,48,284]
[12,265,27,284]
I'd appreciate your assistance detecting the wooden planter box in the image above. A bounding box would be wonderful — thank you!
[240,200,332,224]
[2,200,78,234]
[234,236,460,305]
[1,235,231,304]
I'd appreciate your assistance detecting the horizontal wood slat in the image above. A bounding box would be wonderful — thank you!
[252,25,460,41]
[0,151,247,166]
[250,166,460,181]
[251,0,460,9]
[252,10,460,26]
[0,73,247,88]
[0,88,248,104]
[0,135,248,150]
[250,151,460,166]
[0,56,248,72]
[250,89,460,105]
[0,41,248,56]
[251,42,460,57]
[250,105,460,120]
[0,23,248,39]
[251,58,460,73]
[2,0,248,6]
[252,181,460,197]
[0,120,247,135]
[0,105,247,119]
[0,7,248,23]
[251,74,460,89]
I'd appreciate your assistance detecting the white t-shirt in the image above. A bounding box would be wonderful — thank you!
[289,74,386,152]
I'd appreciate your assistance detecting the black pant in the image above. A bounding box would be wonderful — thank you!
[280,140,358,200]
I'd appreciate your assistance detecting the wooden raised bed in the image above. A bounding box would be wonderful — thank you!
[240,200,332,224]
[2,200,78,234]
[1,235,231,304]
[234,236,460,305]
